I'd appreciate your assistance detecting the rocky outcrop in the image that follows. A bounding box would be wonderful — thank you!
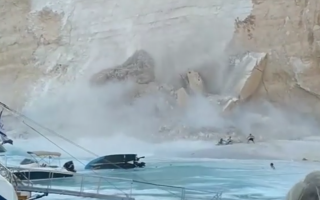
[176,70,205,107]
[223,52,268,113]
[2,0,320,140]
[0,1,68,109]
[231,0,320,117]
[176,88,189,107]
[186,71,205,94]
[90,48,268,115]
[287,171,320,200]
[234,52,268,100]
[90,50,155,85]
[0,0,40,108]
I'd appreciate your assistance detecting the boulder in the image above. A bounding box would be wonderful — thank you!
[234,52,268,101]
[186,70,205,94]
[222,97,239,113]
[176,87,189,107]
[287,171,320,200]
[221,52,268,114]
[90,50,155,85]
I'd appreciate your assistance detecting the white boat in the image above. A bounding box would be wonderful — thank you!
[0,174,18,200]
[9,151,76,181]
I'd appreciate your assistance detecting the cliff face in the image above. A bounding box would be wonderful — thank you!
[0,0,65,108]
[0,0,253,109]
[232,0,320,116]
[1,0,320,119]
[0,0,39,108]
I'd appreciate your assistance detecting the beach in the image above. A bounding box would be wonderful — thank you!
[176,139,320,161]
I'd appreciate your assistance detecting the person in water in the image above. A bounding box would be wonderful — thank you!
[218,138,224,145]
[247,134,255,143]
[270,163,275,170]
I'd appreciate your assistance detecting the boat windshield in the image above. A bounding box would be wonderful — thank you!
[20,158,36,165]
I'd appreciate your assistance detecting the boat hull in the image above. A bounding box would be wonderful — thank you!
[85,154,146,170]
[87,163,140,170]
[13,170,73,180]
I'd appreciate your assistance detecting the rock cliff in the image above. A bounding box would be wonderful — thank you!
[1,0,320,135]
[287,170,320,200]
[231,0,320,117]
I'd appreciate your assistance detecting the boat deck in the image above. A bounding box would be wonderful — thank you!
[1,161,223,200]
[1,162,136,200]
[15,185,134,200]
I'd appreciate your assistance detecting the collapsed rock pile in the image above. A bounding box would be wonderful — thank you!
[89,49,269,140]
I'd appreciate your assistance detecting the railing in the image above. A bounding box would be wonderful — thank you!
[0,159,29,186]
[16,170,223,200]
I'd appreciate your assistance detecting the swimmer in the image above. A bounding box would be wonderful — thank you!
[270,163,275,170]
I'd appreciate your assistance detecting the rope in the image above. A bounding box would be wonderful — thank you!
[0,102,183,198]
[22,121,128,197]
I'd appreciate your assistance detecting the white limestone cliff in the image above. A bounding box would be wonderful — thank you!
[222,52,268,113]
[0,0,253,109]
[231,0,320,117]
[1,0,320,122]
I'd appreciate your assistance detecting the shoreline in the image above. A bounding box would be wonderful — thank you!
[8,135,320,163]
[175,139,320,162]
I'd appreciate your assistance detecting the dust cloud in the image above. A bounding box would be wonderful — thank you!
[3,18,318,152]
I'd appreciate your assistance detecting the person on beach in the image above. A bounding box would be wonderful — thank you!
[247,133,255,143]
[225,136,232,145]
[217,138,224,145]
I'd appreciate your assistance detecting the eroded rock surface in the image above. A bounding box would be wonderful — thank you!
[222,52,268,113]
[287,171,320,200]
[2,0,320,141]
[231,0,320,117]
[90,50,155,85]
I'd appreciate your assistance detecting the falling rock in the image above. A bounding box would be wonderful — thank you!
[90,50,155,85]
[221,52,268,114]
[186,70,205,94]
[222,98,239,113]
[176,87,189,107]
[234,52,268,101]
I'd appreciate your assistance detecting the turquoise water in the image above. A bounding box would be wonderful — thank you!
[3,151,318,200]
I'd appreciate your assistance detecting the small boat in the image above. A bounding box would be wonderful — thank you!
[9,151,76,181]
[85,154,146,170]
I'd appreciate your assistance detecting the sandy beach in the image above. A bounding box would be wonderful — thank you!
[176,138,320,161]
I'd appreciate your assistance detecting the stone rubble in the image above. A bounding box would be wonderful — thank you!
[90,49,268,140]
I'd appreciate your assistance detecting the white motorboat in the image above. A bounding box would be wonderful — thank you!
[9,151,76,181]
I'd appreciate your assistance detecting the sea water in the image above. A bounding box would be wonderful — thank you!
[2,146,318,200]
